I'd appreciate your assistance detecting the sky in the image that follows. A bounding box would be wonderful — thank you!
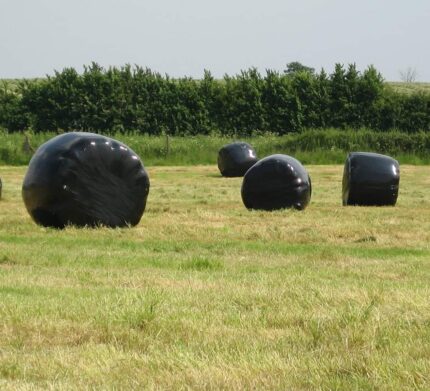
[1,0,429,81]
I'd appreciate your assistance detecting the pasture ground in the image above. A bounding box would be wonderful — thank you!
[0,165,430,390]
[388,82,430,95]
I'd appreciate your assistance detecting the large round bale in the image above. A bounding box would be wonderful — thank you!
[22,132,150,228]
[342,152,400,206]
[241,154,311,211]
[217,142,258,177]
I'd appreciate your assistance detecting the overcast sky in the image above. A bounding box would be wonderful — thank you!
[1,0,429,81]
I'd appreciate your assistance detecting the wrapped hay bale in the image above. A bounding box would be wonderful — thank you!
[22,132,150,228]
[342,152,399,206]
[241,154,311,211]
[217,142,258,177]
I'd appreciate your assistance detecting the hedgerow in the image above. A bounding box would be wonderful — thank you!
[1,63,429,134]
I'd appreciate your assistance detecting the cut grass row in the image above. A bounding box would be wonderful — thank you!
[0,164,430,389]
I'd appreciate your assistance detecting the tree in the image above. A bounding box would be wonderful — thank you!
[399,67,418,83]
[284,62,315,75]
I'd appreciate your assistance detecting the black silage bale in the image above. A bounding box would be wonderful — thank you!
[22,132,150,228]
[342,152,400,206]
[241,154,311,211]
[217,142,258,177]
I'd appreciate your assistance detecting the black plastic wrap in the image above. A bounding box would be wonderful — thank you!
[22,132,150,228]
[241,154,311,211]
[217,142,258,177]
[342,152,399,206]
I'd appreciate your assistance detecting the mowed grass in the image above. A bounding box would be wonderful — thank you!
[1,165,430,390]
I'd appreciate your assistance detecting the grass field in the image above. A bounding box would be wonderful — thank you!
[388,82,430,95]
[3,130,430,167]
[1,164,430,389]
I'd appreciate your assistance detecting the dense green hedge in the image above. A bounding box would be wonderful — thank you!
[1,63,429,135]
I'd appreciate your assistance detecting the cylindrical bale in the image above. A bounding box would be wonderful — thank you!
[22,132,150,228]
[241,154,311,211]
[342,152,400,206]
[217,142,258,177]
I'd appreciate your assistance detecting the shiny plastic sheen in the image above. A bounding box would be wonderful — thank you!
[241,154,312,211]
[22,132,150,228]
[342,152,399,206]
[217,142,258,177]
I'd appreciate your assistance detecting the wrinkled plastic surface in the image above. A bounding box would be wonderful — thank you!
[241,154,311,211]
[22,132,150,228]
[342,152,399,206]
[218,142,258,177]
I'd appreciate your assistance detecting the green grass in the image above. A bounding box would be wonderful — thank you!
[1,164,430,389]
[1,78,43,92]
[2,129,430,166]
[388,82,430,95]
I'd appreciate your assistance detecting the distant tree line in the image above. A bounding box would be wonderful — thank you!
[0,62,429,134]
